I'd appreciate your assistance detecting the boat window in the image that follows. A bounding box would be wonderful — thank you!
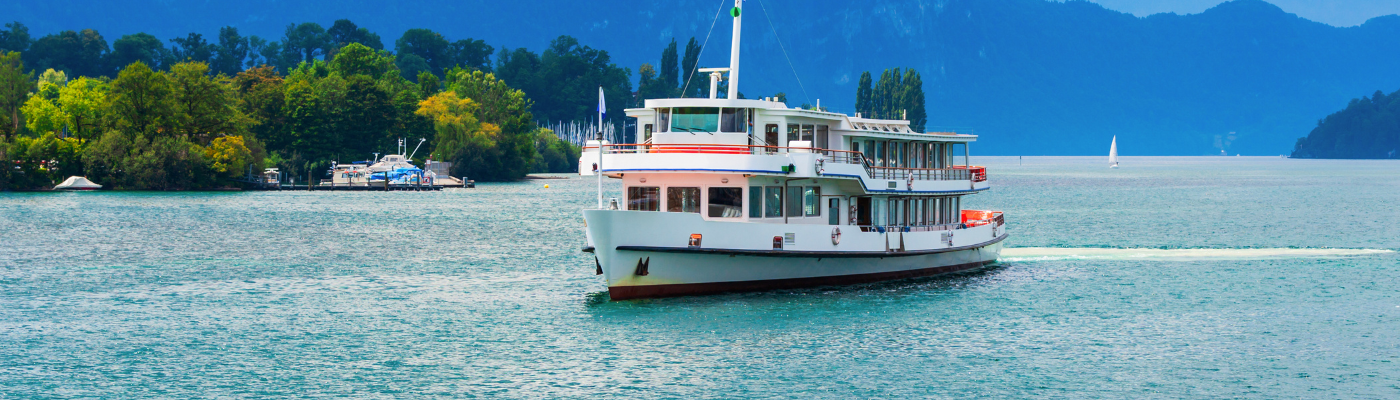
[708,187,743,218]
[764,124,779,148]
[720,108,747,133]
[816,125,829,149]
[786,186,803,217]
[667,187,701,213]
[872,198,884,226]
[889,199,904,226]
[828,198,840,225]
[850,141,860,154]
[856,197,872,226]
[749,186,763,218]
[671,107,717,133]
[875,141,886,167]
[764,187,784,218]
[786,124,800,145]
[643,124,653,143]
[801,125,814,143]
[803,186,821,217]
[628,187,660,211]
[913,198,924,225]
[657,108,670,133]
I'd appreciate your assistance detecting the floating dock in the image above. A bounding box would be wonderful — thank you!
[251,184,451,191]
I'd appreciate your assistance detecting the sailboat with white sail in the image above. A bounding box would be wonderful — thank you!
[1109,136,1119,169]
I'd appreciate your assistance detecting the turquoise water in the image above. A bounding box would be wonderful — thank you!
[2,157,1398,398]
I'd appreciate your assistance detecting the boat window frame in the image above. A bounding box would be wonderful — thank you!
[627,186,661,212]
[670,107,719,133]
[764,186,784,218]
[803,186,821,217]
[657,108,670,133]
[707,187,744,218]
[666,187,702,213]
[748,186,763,218]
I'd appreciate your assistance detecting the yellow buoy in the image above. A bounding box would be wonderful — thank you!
[544,184,550,188]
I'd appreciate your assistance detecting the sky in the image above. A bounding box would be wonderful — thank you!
[1086,0,1400,26]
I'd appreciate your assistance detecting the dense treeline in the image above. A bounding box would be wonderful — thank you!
[0,20,652,190]
[1291,89,1400,159]
[854,68,926,132]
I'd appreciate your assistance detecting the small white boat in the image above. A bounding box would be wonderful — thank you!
[53,176,102,191]
[1109,136,1119,169]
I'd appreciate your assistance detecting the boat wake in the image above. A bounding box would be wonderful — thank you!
[999,247,1393,262]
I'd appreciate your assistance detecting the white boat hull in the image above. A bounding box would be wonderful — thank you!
[583,210,1005,299]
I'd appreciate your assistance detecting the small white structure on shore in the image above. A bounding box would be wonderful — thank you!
[53,176,102,191]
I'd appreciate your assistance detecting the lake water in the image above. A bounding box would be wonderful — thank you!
[2,157,1398,398]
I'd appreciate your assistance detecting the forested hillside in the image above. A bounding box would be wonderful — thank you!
[1290,89,1400,159]
[0,21,638,189]
[5,0,1400,156]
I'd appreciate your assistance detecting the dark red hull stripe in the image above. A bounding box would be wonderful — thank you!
[607,259,997,300]
[616,233,1008,258]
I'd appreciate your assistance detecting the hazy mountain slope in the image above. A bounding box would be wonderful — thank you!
[6,0,1400,155]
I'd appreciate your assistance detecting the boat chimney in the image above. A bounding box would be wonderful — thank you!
[727,0,743,100]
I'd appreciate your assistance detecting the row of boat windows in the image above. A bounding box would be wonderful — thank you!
[872,197,962,227]
[851,140,961,169]
[655,107,749,133]
[625,186,824,219]
[625,185,963,227]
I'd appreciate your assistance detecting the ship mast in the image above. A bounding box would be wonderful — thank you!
[727,0,742,99]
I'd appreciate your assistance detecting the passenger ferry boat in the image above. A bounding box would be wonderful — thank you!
[580,0,1005,300]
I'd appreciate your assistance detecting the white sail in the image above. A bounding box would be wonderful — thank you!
[1109,136,1119,168]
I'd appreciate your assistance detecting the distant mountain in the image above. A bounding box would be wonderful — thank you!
[5,0,1400,155]
[1290,89,1400,159]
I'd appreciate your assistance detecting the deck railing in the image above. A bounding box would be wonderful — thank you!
[858,223,965,233]
[590,143,987,183]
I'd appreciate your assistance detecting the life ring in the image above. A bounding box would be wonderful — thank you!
[831,227,842,245]
[906,173,914,190]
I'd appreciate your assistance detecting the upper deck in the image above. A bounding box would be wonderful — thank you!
[578,97,988,195]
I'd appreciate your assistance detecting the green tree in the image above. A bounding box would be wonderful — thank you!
[282,23,331,66]
[0,22,31,54]
[21,93,66,135]
[169,62,246,143]
[659,39,679,91]
[449,38,493,72]
[441,69,535,181]
[108,61,175,136]
[233,66,288,153]
[330,43,395,79]
[281,76,324,158]
[396,29,451,75]
[417,71,440,98]
[58,77,107,141]
[396,54,431,82]
[109,33,168,72]
[680,37,702,97]
[169,32,215,65]
[531,127,579,173]
[247,36,283,70]
[901,69,926,131]
[855,71,872,118]
[327,19,383,51]
[211,27,250,76]
[28,29,109,77]
[635,63,666,106]
[0,51,34,137]
[35,68,66,100]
